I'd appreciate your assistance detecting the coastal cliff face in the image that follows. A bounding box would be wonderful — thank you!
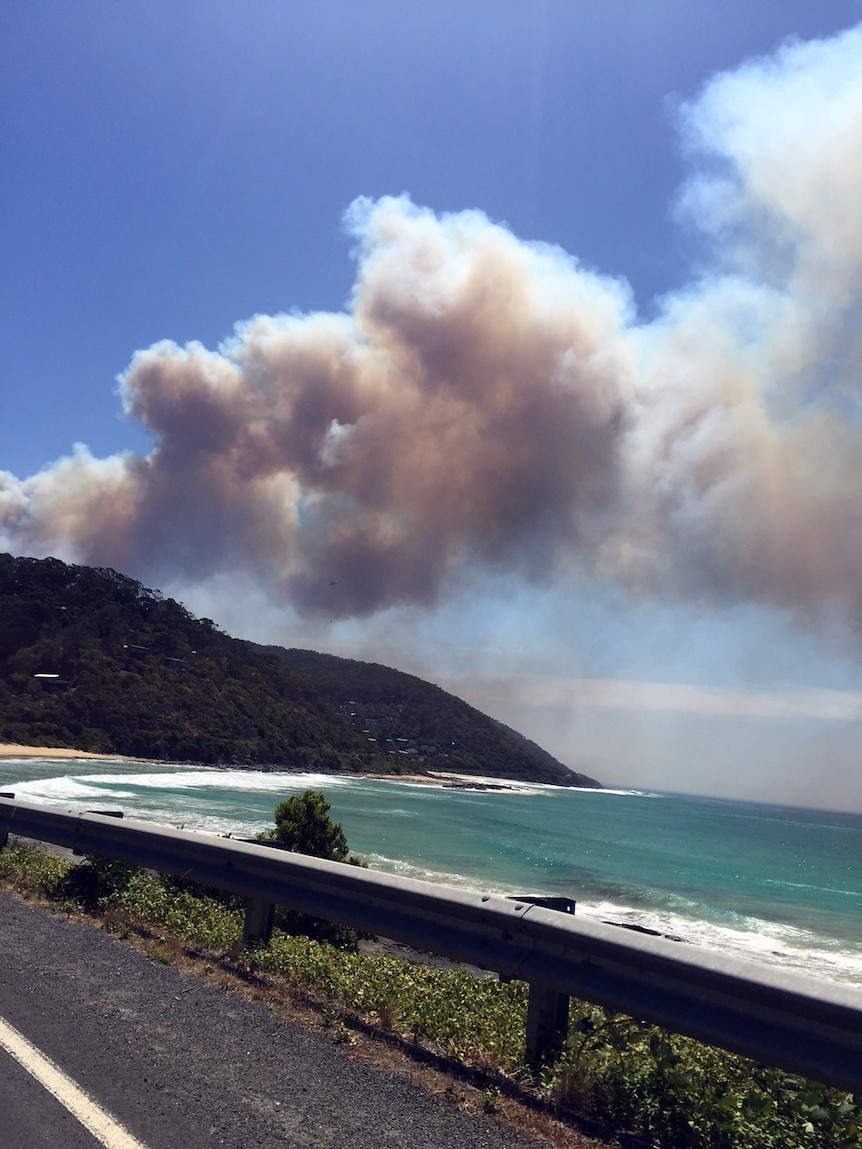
[0,554,598,788]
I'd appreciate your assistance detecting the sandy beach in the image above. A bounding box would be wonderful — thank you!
[0,743,138,762]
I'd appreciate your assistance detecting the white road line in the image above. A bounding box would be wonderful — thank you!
[0,1014,148,1149]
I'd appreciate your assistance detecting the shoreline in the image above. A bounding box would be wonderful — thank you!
[0,743,145,763]
[370,770,531,792]
[0,748,526,792]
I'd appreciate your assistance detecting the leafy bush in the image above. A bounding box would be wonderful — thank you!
[261,790,357,863]
[243,934,528,1067]
[545,1008,862,1148]
[0,840,69,894]
[117,871,243,950]
[59,855,140,912]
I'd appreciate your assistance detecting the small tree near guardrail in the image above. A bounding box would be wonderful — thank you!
[259,790,365,945]
[262,790,365,867]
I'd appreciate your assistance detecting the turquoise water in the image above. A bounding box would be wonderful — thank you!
[2,757,861,985]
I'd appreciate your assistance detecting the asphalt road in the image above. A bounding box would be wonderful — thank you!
[0,890,552,1149]
[0,1036,104,1149]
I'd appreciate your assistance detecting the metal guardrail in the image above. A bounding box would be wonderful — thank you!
[1,795,861,1089]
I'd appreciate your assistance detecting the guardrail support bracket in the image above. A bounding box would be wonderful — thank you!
[73,810,124,855]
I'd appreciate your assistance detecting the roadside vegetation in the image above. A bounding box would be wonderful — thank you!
[1,794,859,1148]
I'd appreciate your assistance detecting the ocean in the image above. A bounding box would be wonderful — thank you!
[2,757,861,987]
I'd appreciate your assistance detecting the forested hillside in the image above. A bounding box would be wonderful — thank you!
[0,554,372,769]
[263,647,600,787]
[0,554,598,786]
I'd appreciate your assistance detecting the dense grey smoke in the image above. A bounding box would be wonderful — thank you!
[2,25,862,626]
[0,201,636,616]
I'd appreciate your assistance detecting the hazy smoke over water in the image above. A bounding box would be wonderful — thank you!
[3,25,862,627]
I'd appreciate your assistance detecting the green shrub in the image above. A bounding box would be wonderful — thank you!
[117,871,243,950]
[58,855,140,913]
[259,790,364,866]
[544,1007,862,1149]
[0,841,70,894]
[244,933,528,1067]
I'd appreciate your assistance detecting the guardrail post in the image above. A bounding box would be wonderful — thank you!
[238,838,284,945]
[510,895,576,1068]
[243,897,275,945]
[526,982,570,1069]
[0,793,13,850]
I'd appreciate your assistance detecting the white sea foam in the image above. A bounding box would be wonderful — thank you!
[6,769,354,806]
[139,811,267,838]
[557,898,862,985]
[379,773,654,798]
[79,769,355,792]
[360,853,862,985]
[764,878,862,898]
[382,773,541,795]
[582,787,659,798]
[361,852,505,891]
[9,776,137,804]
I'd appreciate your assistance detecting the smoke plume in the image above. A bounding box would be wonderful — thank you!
[3,25,862,628]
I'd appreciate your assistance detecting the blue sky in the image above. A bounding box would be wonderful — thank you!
[3,1,862,809]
